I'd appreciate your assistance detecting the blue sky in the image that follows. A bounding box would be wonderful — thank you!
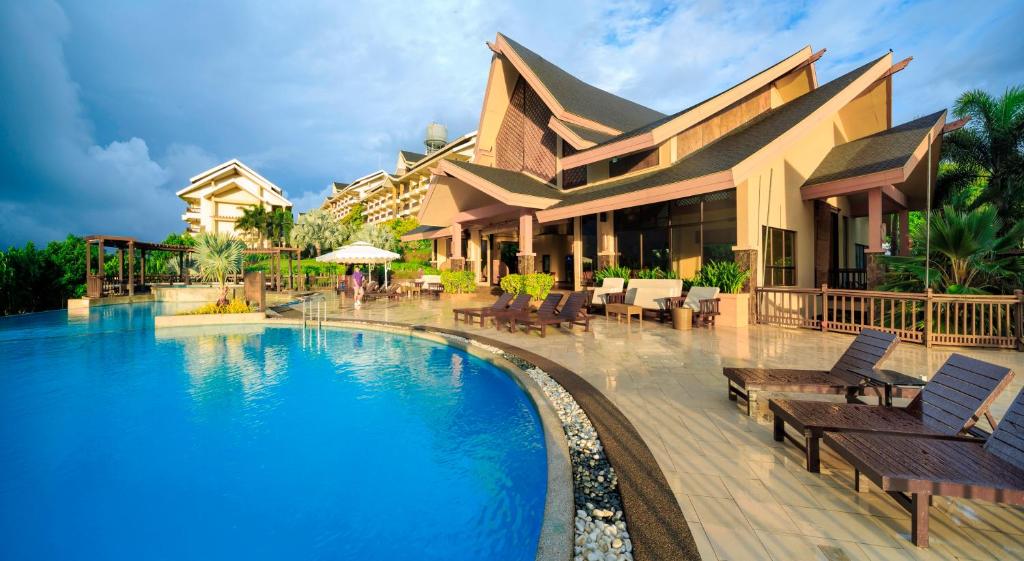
[1,0,1022,246]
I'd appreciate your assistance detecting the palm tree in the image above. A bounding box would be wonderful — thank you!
[939,86,1024,224]
[352,223,399,252]
[267,208,294,247]
[193,232,245,305]
[236,206,269,247]
[290,209,345,256]
[880,205,1024,294]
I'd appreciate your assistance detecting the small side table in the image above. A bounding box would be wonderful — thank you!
[606,303,643,325]
[671,307,693,330]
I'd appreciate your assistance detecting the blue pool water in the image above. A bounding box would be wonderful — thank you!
[0,304,547,560]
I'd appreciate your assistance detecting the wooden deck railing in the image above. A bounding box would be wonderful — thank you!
[755,286,1024,351]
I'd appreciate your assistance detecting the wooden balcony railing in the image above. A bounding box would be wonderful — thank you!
[755,286,1024,351]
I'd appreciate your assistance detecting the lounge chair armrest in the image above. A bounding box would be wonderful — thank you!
[664,296,687,309]
[603,291,626,305]
[698,298,720,315]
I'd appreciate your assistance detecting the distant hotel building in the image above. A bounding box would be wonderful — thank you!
[321,126,476,224]
[177,159,293,237]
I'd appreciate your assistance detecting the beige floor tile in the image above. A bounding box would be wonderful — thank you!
[666,471,732,498]
[784,505,902,547]
[755,530,871,561]
[687,521,722,561]
[675,493,700,522]
[703,523,773,561]
[856,543,956,561]
[691,495,753,528]
[736,496,802,533]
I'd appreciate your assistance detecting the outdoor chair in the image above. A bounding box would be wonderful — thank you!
[591,278,625,309]
[604,279,683,322]
[769,354,1014,472]
[680,286,721,326]
[499,293,564,333]
[453,292,514,327]
[490,294,533,330]
[513,291,590,337]
[722,329,922,416]
[823,386,1024,547]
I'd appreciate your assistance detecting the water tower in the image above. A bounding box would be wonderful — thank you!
[424,122,448,154]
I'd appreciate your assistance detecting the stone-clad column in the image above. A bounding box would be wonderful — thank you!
[517,212,535,274]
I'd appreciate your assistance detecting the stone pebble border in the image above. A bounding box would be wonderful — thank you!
[457,338,634,561]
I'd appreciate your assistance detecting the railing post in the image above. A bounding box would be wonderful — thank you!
[1015,289,1023,352]
[820,284,829,333]
[924,288,933,348]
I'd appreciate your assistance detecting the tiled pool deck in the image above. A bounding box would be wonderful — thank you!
[296,292,1024,561]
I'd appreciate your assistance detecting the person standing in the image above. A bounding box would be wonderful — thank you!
[352,266,364,308]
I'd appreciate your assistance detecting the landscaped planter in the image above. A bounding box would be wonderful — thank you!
[716,293,750,327]
[154,312,266,329]
[441,292,476,300]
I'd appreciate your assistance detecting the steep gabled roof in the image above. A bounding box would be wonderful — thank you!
[561,46,823,168]
[400,150,426,163]
[445,160,565,201]
[538,55,889,219]
[549,117,616,148]
[805,111,946,187]
[497,33,664,133]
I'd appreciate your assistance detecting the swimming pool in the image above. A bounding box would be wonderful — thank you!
[0,304,547,560]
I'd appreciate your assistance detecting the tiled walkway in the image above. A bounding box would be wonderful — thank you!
[290,292,1024,561]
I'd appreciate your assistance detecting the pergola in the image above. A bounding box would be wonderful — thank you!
[243,247,303,291]
[84,235,194,298]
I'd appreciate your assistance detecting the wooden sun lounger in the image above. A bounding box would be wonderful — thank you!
[453,293,513,326]
[489,294,533,330]
[513,292,590,337]
[823,385,1024,547]
[769,354,1015,472]
[722,329,920,416]
[495,293,562,332]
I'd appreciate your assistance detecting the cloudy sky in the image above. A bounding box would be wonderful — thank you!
[2,0,1022,246]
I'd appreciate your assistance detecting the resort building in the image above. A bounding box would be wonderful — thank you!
[177,159,293,237]
[321,128,477,224]
[404,33,964,291]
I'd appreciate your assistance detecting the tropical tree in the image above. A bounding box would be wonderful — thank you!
[236,206,270,247]
[290,209,346,256]
[938,86,1024,223]
[351,223,400,252]
[193,232,245,305]
[880,205,1024,294]
[267,208,294,247]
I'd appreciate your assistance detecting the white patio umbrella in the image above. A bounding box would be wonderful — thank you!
[316,241,401,288]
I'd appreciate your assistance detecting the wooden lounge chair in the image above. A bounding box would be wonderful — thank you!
[722,329,920,416]
[490,294,533,330]
[769,354,1015,472]
[495,290,561,331]
[513,291,590,337]
[823,386,1024,547]
[453,293,514,327]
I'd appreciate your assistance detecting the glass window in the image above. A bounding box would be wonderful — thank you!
[854,243,868,270]
[762,226,796,286]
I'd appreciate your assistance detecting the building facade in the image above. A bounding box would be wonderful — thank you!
[404,33,961,292]
[321,131,477,225]
[177,159,293,238]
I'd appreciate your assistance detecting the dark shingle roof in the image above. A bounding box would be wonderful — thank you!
[404,224,444,236]
[575,48,811,155]
[447,160,565,200]
[804,111,944,186]
[548,56,885,210]
[500,34,664,132]
[400,150,427,163]
[556,119,616,145]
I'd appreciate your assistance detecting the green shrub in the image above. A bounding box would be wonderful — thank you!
[692,260,750,294]
[499,273,554,300]
[180,298,255,315]
[594,265,630,285]
[440,270,476,293]
[390,261,438,279]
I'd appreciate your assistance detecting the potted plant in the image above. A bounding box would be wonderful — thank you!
[693,260,751,327]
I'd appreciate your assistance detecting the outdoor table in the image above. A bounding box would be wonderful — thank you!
[606,303,643,325]
[851,367,926,407]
